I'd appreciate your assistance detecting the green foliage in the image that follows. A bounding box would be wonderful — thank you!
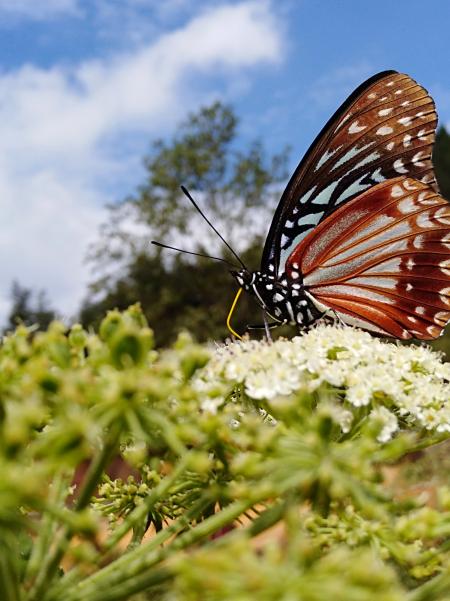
[2,305,450,600]
[434,126,450,201]
[83,102,290,345]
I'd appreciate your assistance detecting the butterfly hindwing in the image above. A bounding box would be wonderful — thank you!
[262,71,439,276]
[285,177,450,340]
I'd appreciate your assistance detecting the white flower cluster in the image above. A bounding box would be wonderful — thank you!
[196,325,450,442]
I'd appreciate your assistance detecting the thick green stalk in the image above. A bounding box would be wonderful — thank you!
[26,425,120,601]
[70,499,286,601]
[25,473,69,584]
[64,496,262,601]
[49,492,211,600]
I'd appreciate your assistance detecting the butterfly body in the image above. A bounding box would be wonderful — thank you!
[232,268,324,326]
[232,71,450,340]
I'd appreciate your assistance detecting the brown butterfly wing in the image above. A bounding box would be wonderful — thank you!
[286,177,450,339]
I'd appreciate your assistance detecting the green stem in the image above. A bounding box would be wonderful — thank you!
[0,544,22,601]
[64,495,260,601]
[70,567,172,601]
[73,499,286,601]
[407,568,450,601]
[51,491,210,600]
[26,425,120,601]
[25,473,69,584]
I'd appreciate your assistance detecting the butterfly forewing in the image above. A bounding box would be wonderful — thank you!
[286,177,450,339]
[262,71,439,276]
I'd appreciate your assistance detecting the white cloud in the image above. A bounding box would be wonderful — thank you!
[0,1,283,324]
[0,0,80,20]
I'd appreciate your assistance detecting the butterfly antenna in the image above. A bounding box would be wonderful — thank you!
[151,241,240,268]
[180,185,247,270]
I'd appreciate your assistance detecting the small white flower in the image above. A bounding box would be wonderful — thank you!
[370,407,398,442]
[346,383,372,407]
[195,324,450,441]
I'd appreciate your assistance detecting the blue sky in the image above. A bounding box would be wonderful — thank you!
[0,0,449,322]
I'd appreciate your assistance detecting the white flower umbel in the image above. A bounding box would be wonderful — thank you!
[196,325,450,441]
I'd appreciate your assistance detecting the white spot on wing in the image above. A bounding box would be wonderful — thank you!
[398,196,416,213]
[377,126,393,135]
[315,147,341,171]
[394,159,408,174]
[281,234,290,248]
[398,116,412,126]
[331,143,373,172]
[391,184,404,197]
[413,235,425,249]
[403,134,412,147]
[416,212,434,228]
[378,108,393,116]
[412,151,426,167]
[371,168,385,183]
[348,120,366,134]
[440,259,450,275]
[418,129,427,141]
[435,311,450,325]
[435,207,450,225]
[404,180,419,191]
[427,324,440,337]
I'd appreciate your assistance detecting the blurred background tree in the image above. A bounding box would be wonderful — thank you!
[5,281,56,332]
[81,102,289,346]
[428,126,450,356]
[434,126,450,200]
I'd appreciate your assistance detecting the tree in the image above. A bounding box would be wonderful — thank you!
[5,281,56,332]
[82,102,289,345]
[434,126,450,200]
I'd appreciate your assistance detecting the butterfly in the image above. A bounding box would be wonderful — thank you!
[230,70,450,340]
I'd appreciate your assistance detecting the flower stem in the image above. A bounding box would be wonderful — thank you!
[26,425,120,601]
[64,495,263,601]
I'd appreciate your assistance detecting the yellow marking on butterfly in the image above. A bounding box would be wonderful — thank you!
[227,287,243,340]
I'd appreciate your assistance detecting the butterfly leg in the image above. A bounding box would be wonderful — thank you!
[263,311,272,343]
[315,308,347,328]
[245,313,277,342]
